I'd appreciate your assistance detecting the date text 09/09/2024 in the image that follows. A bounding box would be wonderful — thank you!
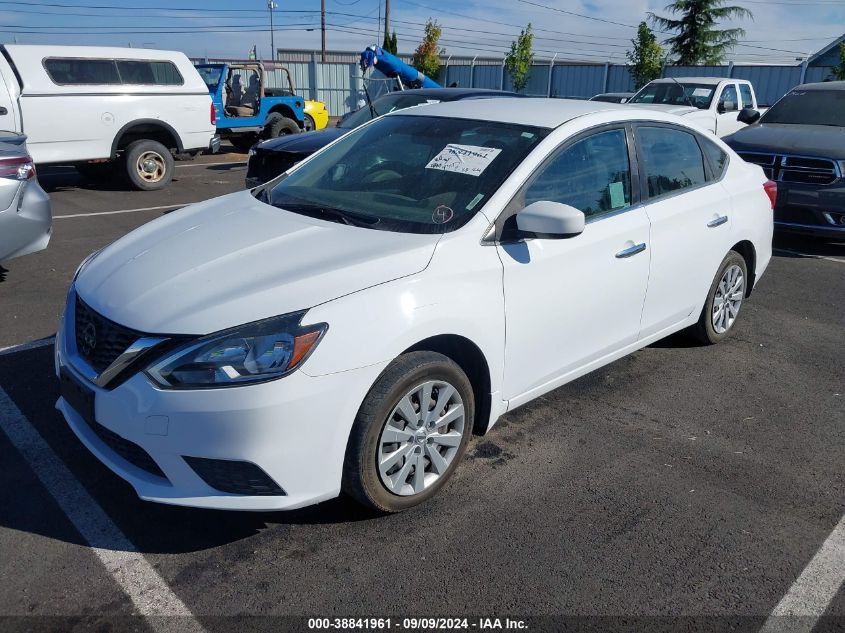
[307,618,528,630]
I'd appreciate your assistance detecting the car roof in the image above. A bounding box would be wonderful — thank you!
[794,80,845,91]
[649,77,731,86]
[376,87,519,100]
[394,97,627,129]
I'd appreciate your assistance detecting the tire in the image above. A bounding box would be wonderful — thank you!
[263,112,300,139]
[124,139,174,191]
[342,351,475,513]
[229,134,258,152]
[303,113,316,132]
[692,250,749,345]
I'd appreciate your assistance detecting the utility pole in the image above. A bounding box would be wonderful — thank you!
[321,0,326,63]
[384,0,390,45]
[268,1,278,61]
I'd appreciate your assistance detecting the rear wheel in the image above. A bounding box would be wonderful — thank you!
[263,112,300,139]
[342,351,474,513]
[303,113,316,132]
[692,251,748,345]
[124,139,174,191]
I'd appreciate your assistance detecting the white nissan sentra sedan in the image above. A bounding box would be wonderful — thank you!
[56,99,775,513]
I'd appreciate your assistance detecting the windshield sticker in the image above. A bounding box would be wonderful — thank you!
[432,205,455,224]
[692,88,712,97]
[521,132,535,139]
[466,193,485,210]
[425,144,503,177]
[609,182,626,209]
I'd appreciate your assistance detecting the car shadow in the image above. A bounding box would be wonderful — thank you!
[37,168,185,194]
[773,233,845,258]
[0,346,384,555]
[206,162,247,172]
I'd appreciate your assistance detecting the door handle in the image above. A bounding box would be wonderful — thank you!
[707,215,728,228]
[615,243,647,258]
[0,107,7,115]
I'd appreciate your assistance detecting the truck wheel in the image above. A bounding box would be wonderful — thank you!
[263,113,300,139]
[229,134,258,152]
[124,140,174,191]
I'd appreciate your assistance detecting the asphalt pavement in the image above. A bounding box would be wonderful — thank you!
[0,148,842,632]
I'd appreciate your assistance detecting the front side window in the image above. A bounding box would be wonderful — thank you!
[638,126,706,198]
[523,129,631,218]
[719,85,739,112]
[266,114,548,233]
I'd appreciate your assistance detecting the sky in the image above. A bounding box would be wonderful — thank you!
[1,0,843,65]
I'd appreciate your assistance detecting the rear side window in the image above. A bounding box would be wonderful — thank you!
[739,84,754,109]
[524,128,632,218]
[699,137,729,180]
[44,58,120,85]
[116,61,183,85]
[44,58,183,86]
[638,126,706,198]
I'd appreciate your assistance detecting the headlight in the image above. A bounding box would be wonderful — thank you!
[248,147,257,158]
[145,312,327,389]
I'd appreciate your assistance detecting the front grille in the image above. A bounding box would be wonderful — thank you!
[75,296,140,373]
[88,418,167,479]
[247,151,304,185]
[737,152,839,185]
[183,456,285,496]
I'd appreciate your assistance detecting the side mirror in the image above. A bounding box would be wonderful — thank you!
[515,201,585,239]
[737,107,761,125]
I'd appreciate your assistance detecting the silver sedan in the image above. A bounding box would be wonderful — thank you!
[0,132,51,262]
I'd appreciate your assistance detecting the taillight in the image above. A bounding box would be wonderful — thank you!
[763,180,777,209]
[210,102,216,125]
[0,155,35,181]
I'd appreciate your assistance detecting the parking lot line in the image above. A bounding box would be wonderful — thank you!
[53,203,187,219]
[0,387,206,632]
[772,248,845,264]
[0,336,55,357]
[759,514,845,633]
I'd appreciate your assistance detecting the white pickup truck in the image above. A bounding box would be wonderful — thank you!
[0,44,218,190]
[626,77,764,137]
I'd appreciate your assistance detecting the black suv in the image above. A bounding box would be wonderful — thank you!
[245,87,520,188]
[724,81,845,239]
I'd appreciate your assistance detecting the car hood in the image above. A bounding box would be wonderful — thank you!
[625,103,702,117]
[255,127,347,154]
[724,124,845,159]
[75,190,440,335]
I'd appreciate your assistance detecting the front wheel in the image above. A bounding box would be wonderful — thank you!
[692,251,748,345]
[124,140,174,191]
[342,351,474,513]
[263,113,300,139]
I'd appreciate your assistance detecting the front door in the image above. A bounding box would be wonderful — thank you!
[497,127,651,404]
[716,82,743,137]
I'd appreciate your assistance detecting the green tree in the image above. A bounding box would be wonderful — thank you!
[627,22,664,89]
[649,0,753,65]
[831,43,845,80]
[505,23,535,92]
[412,19,444,79]
[382,30,398,55]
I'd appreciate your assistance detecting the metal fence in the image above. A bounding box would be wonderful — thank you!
[194,51,837,115]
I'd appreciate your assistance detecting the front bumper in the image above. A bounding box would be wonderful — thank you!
[774,181,845,239]
[54,306,386,511]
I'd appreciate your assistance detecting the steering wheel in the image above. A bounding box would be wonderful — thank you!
[361,160,410,184]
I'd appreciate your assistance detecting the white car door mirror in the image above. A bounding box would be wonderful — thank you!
[515,201,585,239]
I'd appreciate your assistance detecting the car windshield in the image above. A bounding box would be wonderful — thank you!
[265,114,548,234]
[195,66,222,92]
[629,82,715,109]
[338,93,440,130]
[761,89,845,127]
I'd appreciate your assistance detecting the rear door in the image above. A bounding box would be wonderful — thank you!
[636,124,735,338]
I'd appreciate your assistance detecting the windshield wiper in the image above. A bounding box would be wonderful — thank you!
[669,76,697,108]
[280,203,379,228]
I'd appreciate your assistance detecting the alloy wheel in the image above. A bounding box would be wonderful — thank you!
[712,264,744,334]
